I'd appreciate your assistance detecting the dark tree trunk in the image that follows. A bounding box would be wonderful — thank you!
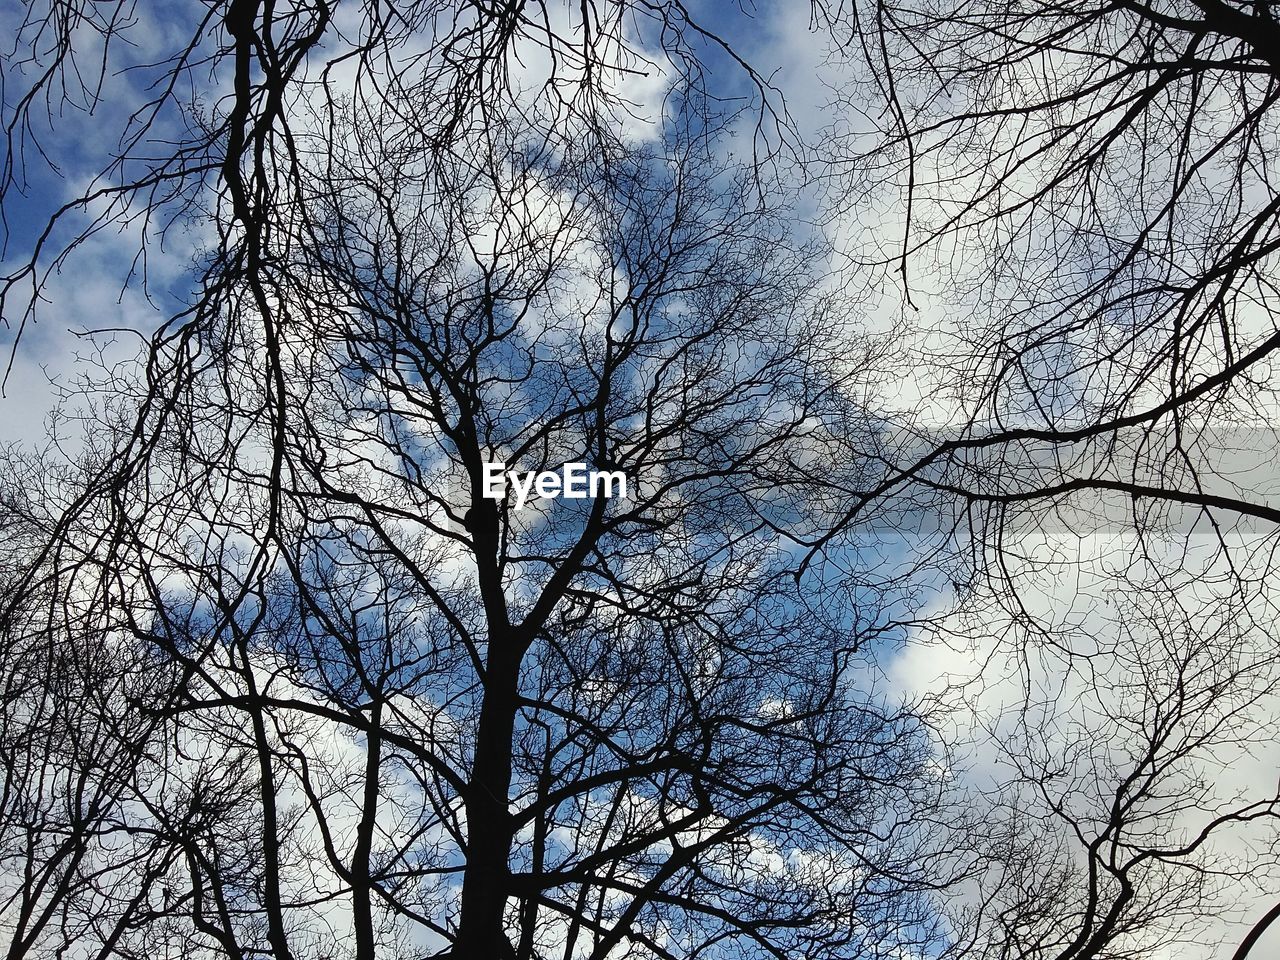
[453,645,521,959]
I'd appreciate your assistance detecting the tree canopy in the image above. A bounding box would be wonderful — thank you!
[3,2,1280,959]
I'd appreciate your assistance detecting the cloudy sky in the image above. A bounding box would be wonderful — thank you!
[2,1,1279,957]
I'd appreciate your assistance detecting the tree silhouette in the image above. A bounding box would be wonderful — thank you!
[0,91,970,958]
[6,1,1280,958]
[825,0,1280,954]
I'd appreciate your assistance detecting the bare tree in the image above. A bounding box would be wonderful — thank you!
[10,1,1280,958]
[818,0,1280,954]
[0,88,973,959]
[826,0,1280,525]
[0,0,791,373]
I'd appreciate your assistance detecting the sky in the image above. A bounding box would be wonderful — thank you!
[2,1,1279,958]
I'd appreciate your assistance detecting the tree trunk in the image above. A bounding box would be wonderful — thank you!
[453,646,521,959]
